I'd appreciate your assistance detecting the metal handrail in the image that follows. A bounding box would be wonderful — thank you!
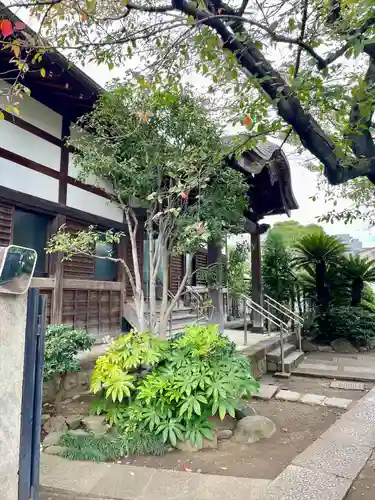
[241,294,288,374]
[264,294,303,352]
[264,294,303,324]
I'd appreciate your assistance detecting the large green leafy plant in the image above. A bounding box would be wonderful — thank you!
[91,326,258,448]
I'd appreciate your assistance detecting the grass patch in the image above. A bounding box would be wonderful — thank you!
[59,430,167,462]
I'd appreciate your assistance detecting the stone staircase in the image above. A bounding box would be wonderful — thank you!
[266,339,304,374]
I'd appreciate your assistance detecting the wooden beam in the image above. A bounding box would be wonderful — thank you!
[59,117,70,204]
[50,214,66,324]
[63,279,122,291]
[0,186,128,231]
[251,232,264,331]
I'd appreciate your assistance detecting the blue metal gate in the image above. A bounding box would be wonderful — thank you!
[18,289,46,500]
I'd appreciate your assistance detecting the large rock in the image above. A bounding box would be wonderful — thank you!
[235,406,257,420]
[331,338,358,353]
[82,416,108,437]
[232,416,276,444]
[66,415,82,430]
[67,429,90,438]
[317,344,334,352]
[43,432,64,448]
[208,414,237,431]
[302,339,318,352]
[174,434,218,452]
[43,415,67,434]
[43,446,67,456]
[217,429,233,440]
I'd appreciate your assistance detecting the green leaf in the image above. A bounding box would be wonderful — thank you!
[219,404,226,420]
[0,110,4,120]
[169,428,177,447]
[40,68,46,77]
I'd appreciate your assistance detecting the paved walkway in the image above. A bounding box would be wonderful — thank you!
[40,455,271,500]
[40,387,375,500]
[294,351,375,381]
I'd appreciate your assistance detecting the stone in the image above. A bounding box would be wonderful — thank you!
[302,339,318,352]
[293,435,372,480]
[261,464,351,500]
[234,406,257,420]
[275,390,301,402]
[232,415,276,444]
[217,429,233,440]
[82,416,108,437]
[317,345,334,352]
[253,384,279,401]
[68,429,90,438]
[209,414,237,430]
[63,373,78,391]
[43,376,61,404]
[359,346,369,352]
[66,415,82,430]
[330,380,365,391]
[331,338,358,353]
[43,432,64,448]
[43,446,68,456]
[43,415,68,434]
[174,434,218,452]
[72,394,81,401]
[300,393,326,406]
[42,414,51,424]
[324,397,352,409]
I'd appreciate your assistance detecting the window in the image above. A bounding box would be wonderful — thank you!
[94,237,117,281]
[12,209,50,277]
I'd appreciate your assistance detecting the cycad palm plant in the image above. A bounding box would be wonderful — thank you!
[293,233,346,311]
[342,254,375,306]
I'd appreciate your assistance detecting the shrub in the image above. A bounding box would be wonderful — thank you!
[44,324,94,381]
[59,429,166,462]
[91,325,258,448]
[312,306,375,347]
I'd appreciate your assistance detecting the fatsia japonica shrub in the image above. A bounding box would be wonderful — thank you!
[91,326,258,448]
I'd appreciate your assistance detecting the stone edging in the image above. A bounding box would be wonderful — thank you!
[40,388,375,500]
[257,387,375,500]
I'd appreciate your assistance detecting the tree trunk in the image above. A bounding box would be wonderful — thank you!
[158,248,170,338]
[351,278,364,307]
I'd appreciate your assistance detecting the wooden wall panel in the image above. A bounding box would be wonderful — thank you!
[39,288,52,324]
[169,255,184,295]
[194,250,208,285]
[63,219,95,279]
[62,288,121,342]
[0,202,13,247]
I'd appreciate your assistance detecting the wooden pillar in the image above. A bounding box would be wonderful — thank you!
[207,240,224,332]
[251,232,263,331]
[50,214,66,324]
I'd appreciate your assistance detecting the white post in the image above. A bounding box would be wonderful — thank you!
[0,293,28,500]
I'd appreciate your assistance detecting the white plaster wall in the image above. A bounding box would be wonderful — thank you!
[0,157,59,202]
[0,293,27,500]
[68,153,115,193]
[0,79,62,138]
[67,184,123,222]
[0,119,61,171]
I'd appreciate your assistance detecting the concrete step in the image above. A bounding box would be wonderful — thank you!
[268,350,304,373]
[266,343,296,363]
[170,310,197,321]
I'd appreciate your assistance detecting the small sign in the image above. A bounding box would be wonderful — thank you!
[0,245,37,294]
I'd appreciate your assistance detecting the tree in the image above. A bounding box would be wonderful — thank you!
[268,221,324,248]
[3,1,375,188]
[342,254,375,306]
[47,82,248,336]
[293,233,346,311]
[262,232,295,306]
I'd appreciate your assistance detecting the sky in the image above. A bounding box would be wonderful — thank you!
[11,3,375,250]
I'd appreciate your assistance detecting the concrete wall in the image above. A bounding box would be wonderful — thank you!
[0,293,27,500]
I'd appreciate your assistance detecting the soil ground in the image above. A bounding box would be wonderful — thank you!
[345,451,375,500]
[122,399,342,479]
[44,375,362,481]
